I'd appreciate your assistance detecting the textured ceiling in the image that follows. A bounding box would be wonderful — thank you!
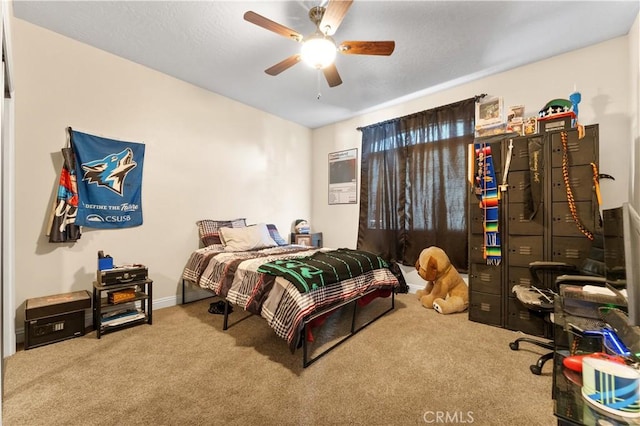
[12,1,640,129]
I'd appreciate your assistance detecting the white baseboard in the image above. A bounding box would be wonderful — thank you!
[14,278,460,344]
[15,295,180,344]
[407,283,421,294]
[153,295,179,310]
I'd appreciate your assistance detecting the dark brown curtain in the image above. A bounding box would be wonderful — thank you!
[356,98,475,272]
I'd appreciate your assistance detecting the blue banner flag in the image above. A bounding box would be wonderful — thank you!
[71,129,145,228]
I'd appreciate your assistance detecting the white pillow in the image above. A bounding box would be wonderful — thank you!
[219,223,278,251]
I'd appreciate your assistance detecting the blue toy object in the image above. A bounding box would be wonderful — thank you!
[569,90,581,127]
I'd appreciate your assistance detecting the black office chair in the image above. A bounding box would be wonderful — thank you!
[509,234,606,375]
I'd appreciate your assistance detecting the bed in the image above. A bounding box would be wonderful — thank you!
[181,220,403,366]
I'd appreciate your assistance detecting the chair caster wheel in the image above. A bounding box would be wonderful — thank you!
[530,365,542,375]
[509,342,519,351]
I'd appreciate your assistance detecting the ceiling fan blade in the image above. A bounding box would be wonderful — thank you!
[244,11,303,42]
[339,41,395,56]
[323,64,342,87]
[319,0,353,35]
[265,55,302,76]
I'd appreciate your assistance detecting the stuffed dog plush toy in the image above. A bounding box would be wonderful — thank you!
[415,246,469,314]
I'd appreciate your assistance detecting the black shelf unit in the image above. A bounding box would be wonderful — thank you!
[92,279,153,338]
[468,125,600,336]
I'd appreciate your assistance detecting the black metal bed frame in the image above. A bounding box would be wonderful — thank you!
[301,288,395,368]
[181,278,215,305]
[181,279,396,368]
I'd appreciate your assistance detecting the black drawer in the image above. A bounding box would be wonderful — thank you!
[506,266,534,294]
[552,201,597,237]
[508,135,543,172]
[507,202,544,235]
[506,297,548,337]
[469,233,485,264]
[551,165,596,202]
[469,291,502,327]
[469,263,502,295]
[470,209,505,236]
[506,170,532,204]
[469,208,486,235]
[507,235,543,267]
[550,126,598,167]
[552,236,593,267]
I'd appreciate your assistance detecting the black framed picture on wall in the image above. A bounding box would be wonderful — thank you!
[328,148,357,205]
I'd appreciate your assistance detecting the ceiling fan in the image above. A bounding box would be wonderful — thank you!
[244,0,395,88]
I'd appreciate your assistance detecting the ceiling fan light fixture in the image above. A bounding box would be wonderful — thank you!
[245,1,393,89]
[301,33,337,69]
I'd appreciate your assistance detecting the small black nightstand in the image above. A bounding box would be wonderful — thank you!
[93,279,152,338]
[290,232,323,248]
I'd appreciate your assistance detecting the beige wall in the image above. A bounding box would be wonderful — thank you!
[311,34,635,289]
[11,18,312,333]
[312,35,633,249]
[10,10,640,337]
[630,13,640,209]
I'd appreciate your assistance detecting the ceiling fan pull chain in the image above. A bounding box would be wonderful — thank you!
[316,70,322,99]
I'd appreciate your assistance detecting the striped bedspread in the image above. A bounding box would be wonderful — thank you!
[181,245,399,352]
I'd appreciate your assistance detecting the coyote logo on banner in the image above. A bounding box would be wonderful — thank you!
[81,148,137,195]
[71,129,145,229]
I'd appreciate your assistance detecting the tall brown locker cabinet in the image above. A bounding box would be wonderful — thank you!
[468,124,600,336]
